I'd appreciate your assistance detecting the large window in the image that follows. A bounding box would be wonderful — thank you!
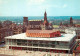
[51,41,55,45]
[33,44,38,46]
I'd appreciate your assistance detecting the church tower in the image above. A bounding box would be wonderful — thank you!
[23,17,28,26]
[44,11,49,26]
[60,22,63,26]
[41,11,49,30]
[44,11,47,21]
[0,21,3,29]
[70,17,73,26]
[23,17,28,32]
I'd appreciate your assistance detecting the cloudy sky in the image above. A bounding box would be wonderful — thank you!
[0,0,80,16]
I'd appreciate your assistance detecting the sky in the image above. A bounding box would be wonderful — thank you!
[0,0,80,16]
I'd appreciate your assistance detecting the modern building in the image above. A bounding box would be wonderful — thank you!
[64,27,80,39]
[5,30,76,53]
[65,28,76,34]
[73,41,80,56]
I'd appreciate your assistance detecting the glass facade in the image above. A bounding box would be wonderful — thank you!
[6,39,70,49]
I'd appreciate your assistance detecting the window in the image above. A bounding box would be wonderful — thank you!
[55,34,59,37]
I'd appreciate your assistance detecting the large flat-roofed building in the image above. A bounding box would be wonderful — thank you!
[5,32,76,53]
[26,30,61,38]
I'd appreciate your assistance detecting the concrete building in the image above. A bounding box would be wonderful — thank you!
[64,27,80,39]
[73,41,80,56]
[5,30,76,53]
[65,28,76,34]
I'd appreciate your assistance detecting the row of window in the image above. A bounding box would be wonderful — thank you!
[16,43,69,48]
[6,39,69,46]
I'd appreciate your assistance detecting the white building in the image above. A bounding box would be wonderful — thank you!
[5,33,76,53]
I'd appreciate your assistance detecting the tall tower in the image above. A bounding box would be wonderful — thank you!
[41,11,49,30]
[23,17,28,32]
[0,21,3,29]
[60,22,63,26]
[23,17,28,26]
[44,11,47,21]
[44,11,48,26]
[70,17,73,26]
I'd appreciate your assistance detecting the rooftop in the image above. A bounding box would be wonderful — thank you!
[0,48,73,56]
[29,20,42,21]
[26,30,59,33]
[5,33,76,42]
[29,20,42,25]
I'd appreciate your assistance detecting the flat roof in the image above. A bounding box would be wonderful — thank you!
[5,33,76,42]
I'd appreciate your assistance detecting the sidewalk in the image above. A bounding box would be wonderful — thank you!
[0,48,73,56]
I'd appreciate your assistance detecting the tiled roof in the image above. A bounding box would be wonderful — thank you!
[26,30,59,33]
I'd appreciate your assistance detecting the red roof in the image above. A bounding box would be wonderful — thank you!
[76,46,80,50]
[26,30,59,33]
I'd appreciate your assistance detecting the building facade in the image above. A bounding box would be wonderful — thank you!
[23,11,53,30]
[0,28,13,43]
[5,31,76,53]
[26,30,61,38]
[59,17,75,27]
[73,41,80,56]
[28,20,42,30]
[0,20,24,43]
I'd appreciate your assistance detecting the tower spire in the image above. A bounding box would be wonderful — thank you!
[70,17,73,26]
[44,10,49,26]
[45,10,46,15]
[44,10,47,21]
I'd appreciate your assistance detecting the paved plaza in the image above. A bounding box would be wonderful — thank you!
[0,48,73,56]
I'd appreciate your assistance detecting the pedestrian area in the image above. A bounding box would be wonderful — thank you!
[0,48,73,56]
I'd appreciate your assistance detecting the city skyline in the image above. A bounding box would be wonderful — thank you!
[0,0,80,16]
